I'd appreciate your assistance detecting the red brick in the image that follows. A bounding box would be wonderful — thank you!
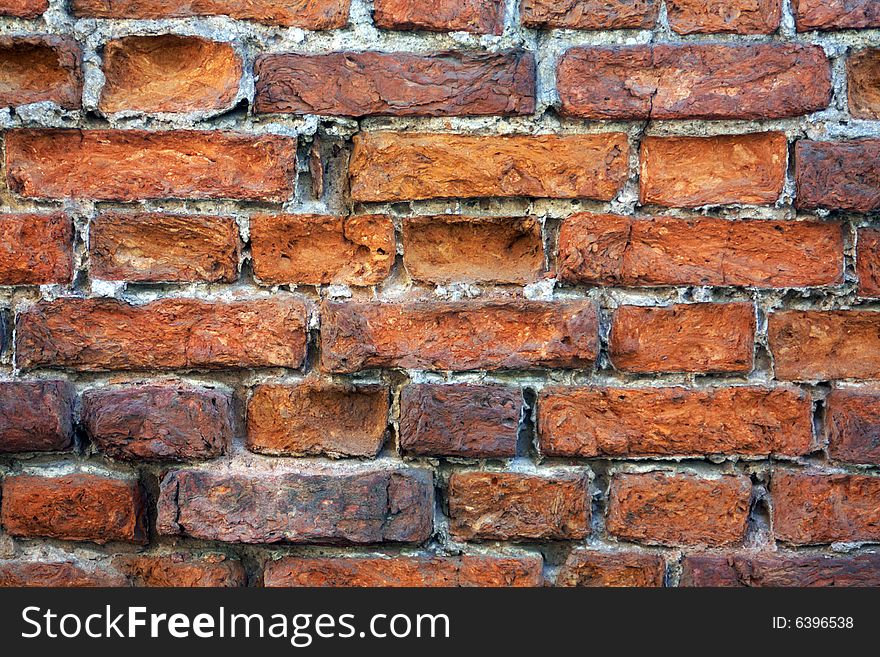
[681,553,880,586]
[0,213,73,285]
[349,132,629,202]
[250,214,394,286]
[402,215,544,284]
[157,468,433,544]
[1,474,147,544]
[609,303,755,374]
[557,214,843,288]
[559,45,829,119]
[374,0,504,34]
[0,561,125,587]
[399,384,521,458]
[0,380,74,454]
[640,132,787,207]
[264,555,543,587]
[858,229,880,298]
[114,554,246,587]
[246,383,389,457]
[557,550,665,587]
[71,0,350,28]
[521,0,658,29]
[5,129,296,202]
[795,139,880,212]
[538,386,813,458]
[89,213,239,283]
[16,297,308,372]
[772,472,880,545]
[793,0,880,31]
[666,0,781,33]
[848,49,880,120]
[320,300,599,373]
[768,310,880,381]
[607,472,751,547]
[254,51,534,117]
[826,389,880,465]
[0,36,81,109]
[448,472,590,541]
[81,385,233,462]
[0,0,46,17]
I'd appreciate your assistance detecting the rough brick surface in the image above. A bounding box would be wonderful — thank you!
[0,36,82,109]
[858,229,880,298]
[848,49,880,120]
[681,553,880,587]
[0,213,73,286]
[666,0,781,33]
[0,0,46,17]
[557,550,665,587]
[374,0,504,34]
[114,554,246,587]
[795,140,880,212]
[521,0,658,29]
[0,561,125,587]
[825,389,880,465]
[0,380,74,454]
[792,0,880,31]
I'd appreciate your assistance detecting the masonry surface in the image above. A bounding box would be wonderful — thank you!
[0,0,879,588]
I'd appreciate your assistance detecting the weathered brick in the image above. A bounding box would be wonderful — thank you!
[16,297,308,372]
[792,0,880,31]
[521,0,658,29]
[5,129,296,202]
[640,132,787,207]
[559,45,828,119]
[0,0,46,17]
[826,389,880,465]
[255,51,534,117]
[264,555,543,587]
[114,554,246,587]
[772,472,880,545]
[81,385,233,462]
[666,0,781,33]
[557,550,665,587]
[538,386,813,458]
[349,132,629,202]
[402,215,544,284]
[858,229,880,298]
[89,213,239,283]
[0,213,73,286]
[681,553,880,587]
[609,303,755,374]
[795,139,880,212]
[557,214,843,288]
[320,300,599,373]
[448,472,590,541]
[100,36,241,115]
[250,214,394,287]
[0,36,81,109]
[157,468,433,544]
[399,384,521,458]
[374,0,504,34]
[768,310,880,381]
[1,474,147,544]
[607,473,751,547]
[72,0,350,28]
[0,561,125,587]
[247,383,389,457]
[848,49,880,120]
[0,380,74,454]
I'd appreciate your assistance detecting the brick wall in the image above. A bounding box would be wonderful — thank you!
[0,0,879,588]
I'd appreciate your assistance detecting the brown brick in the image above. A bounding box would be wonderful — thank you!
[5,129,296,202]
[0,0,47,17]
[71,0,350,28]
[521,0,659,29]
[557,214,843,288]
[264,555,543,587]
[559,45,828,119]
[320,300,599,373]
[89,213,239,283]
[848,49,880,120]
[793,0,880,31]
[1,474,147,544]
[402,215,544,284]
[795,139,880,212]
[772,472,880,545]
[681,553,880,587]
[399,384,521,458]
[666,0,781,33]
[81,385,233,462]
[640,132,787,207]
[538,386,813,458]
[374,0,504,34]
[255,51,534,117]
[349,132,629,202]
[157,468,433,544]
[250,214,394,286]
[609,303,755,374]
[768,310,880,381]
[16,297,308,372]
[246,383,389,457]
[0,561,125,587]
[858,229,880,298]
[114,554,246,587]
[826,389,880,465]
[0,36,81,109]
[607,473,751,547]
[0,380,74,454]
[448,472,590,541]
[557,550,665,587]
[0,213,73,285]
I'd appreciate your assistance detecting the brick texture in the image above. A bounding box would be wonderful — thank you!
[0,381,74,454]
[0,213,73,286]
[557,550,665,587]
[521,0,659,29]
[114,554,246,587]
[666,0,781,34]
[848,49,880,120]
[681,553,880,587]
[792,0,880,31]
[373,0,504,34]
[795,139,880,212]
[0,36,82,109]
[825,388,880,465]
[0,0,47,17]
[858,229,880,297]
